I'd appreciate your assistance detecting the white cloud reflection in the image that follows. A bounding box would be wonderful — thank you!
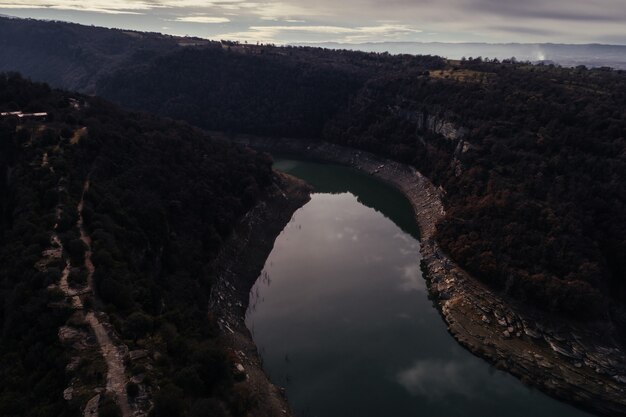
[396,357,530,400]
[398,263,425,292]
[397,359,479,399]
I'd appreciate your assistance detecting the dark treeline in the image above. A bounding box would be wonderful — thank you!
[0,73,275,416]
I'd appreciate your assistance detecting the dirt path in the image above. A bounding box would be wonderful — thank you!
[41,175,133,417]
[77,180,94,288]
[84,312,131,416]
[76,179,132,417]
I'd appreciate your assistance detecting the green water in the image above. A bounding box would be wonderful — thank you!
[245,158,594,417]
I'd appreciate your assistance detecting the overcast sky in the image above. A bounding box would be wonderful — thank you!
[1,0,626,45]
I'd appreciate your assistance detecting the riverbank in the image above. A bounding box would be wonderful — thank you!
[224,133,626,417]
[209,171,311,417]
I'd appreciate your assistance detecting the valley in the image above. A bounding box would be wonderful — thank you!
[0,15,625,417]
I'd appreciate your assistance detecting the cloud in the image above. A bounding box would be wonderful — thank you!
[488,25,559,36]
[397,359,478,399]
[0,0,155,14]
[449,0,626,22]
[0,3,42,8]
[396,357,531,400]
[397,263,425,292]
[216,23,422,43]
[174,15,230,23]
[1,0,625,43]
[251,1,325,20]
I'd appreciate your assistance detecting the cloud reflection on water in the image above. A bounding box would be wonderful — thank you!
[396,357,529,401]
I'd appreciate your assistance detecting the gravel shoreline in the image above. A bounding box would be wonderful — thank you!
[228,134,626,417]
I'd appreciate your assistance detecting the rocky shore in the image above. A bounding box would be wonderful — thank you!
[226,134,626,417]
[209,172,311,417]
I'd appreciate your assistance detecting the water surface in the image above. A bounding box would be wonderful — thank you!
[246,158,593,417]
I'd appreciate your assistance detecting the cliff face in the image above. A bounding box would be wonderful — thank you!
[391,106,472,176]
[416,111,468,142]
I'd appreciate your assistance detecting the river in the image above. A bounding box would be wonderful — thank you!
[245,158,593,417]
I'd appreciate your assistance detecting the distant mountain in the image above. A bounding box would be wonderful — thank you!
[299,42,626,69]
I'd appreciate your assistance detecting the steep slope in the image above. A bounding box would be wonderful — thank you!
[0,73,307,417]
[0,17,182,92]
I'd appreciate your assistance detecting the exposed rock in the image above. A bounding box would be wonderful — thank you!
[415,111,467,141]
[59,326,84,345]
[130,374,145,384]
[66,356,82,372]
[614,375,626,384]
[523,325,542,339]
[84,394,100,417]
[128,350,149,361]
[63,387,73,401]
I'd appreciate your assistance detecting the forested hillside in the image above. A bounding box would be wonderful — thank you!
[326,60,626,322]
[1,17,625,328]
[0,17,181,92]
[0,73,277,416]
[95,46,444,138]
[96,37,626,326]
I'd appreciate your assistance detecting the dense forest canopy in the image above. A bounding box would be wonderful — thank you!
[1,18,625,327]
[0,73,275,416]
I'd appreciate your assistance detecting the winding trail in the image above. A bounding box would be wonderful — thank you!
[43,176,132,417]
[76,179,132,417]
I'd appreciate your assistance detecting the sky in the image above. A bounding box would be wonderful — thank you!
[1,0,626,45]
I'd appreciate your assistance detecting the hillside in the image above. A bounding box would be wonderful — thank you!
[1,18,625,330]
[302,42,626,69]
[0,73,301,417]
[0,17,182,92]
[326,60,626,322]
